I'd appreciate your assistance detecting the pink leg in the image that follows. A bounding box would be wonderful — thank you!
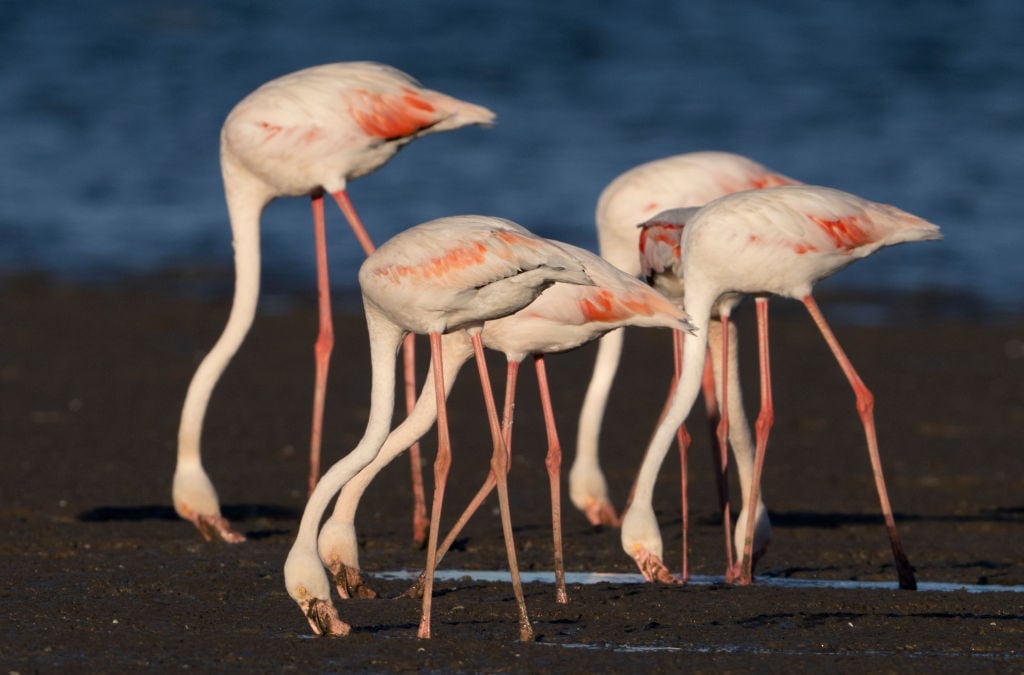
[533,354,569,603]
[470,334,533,641]
[424,360,520,578]
[672,329,692,582]
[403,335,429,546]
[330,189,428,546]
[418,333,452,640]
[308,194,333,495]
[802,296,917,590]
[701,342,724,510]
[739,297,774,584]
[716,314,736,581]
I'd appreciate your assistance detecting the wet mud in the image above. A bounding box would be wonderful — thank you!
[2,277,1022,671]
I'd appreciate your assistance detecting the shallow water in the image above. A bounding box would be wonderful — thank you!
[2,1,1023,315]
[374,569,1024,594]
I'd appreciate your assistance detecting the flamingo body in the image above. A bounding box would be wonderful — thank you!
[574,152,799,529]
[316,243,692,601]
[222,62,495,199]
[174,62,494,542]
[621,185,940,588]
[285,215,592,640]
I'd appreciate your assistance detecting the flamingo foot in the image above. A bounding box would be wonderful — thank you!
[301,597,350,636]
[584,498,621,528]
[178,506,245,543]
[327,560,378,600]
[398,573,427,600]
[632,547,681,584]
[726,544,769,585]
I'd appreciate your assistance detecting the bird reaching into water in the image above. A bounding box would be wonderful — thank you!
[173,62,494,543]
[573,151,799,530]
[639,208,771,581]
[283,215,592,642]
[313,242,693,605]
[621,185,938,590]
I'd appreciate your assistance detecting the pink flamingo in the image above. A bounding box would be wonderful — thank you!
[638,208,772,582]
[173,62,494,543]
[284,215,592,641]
[573,152,798,577]
[574,151,798,526]
[312,243,692,605]
[621,185,939,590]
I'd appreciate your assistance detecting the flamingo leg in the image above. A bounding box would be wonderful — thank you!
[672,328,692,582]
[330,189,429,546]
[418,332,452,639]
[421,359,520,582]
[701,342,724,510]
[533,354,569,604]
[739,297,774,584]
[801,295,917,590]
[308,193,334,496]
[470,333,534,641]
[715,315,736,581]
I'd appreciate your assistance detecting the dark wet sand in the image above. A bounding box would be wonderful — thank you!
[2,276,1022,672]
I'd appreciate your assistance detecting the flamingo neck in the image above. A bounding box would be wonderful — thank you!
[176,169,267,467]
[331,332,473,524]
[292,304,404,551]
[630,293,714,507]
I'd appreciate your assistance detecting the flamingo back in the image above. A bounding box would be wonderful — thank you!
[221,62,494,195]
[595,151,800,274]
[359,216,593,334]
[682,185,942,300]
[483,243,692,359]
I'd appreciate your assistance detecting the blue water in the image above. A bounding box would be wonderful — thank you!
[1,0,1022,314]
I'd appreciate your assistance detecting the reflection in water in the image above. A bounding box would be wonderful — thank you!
[374,568,1024,594]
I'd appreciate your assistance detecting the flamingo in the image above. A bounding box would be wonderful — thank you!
[638,209,772,582]
[312,243,693,605]
[573,151,800,531]
[621,185,939,590]
[284,215,593,641]
[173,62,495,543]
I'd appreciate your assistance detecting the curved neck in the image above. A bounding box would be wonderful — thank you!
[631,290,715,507]
[176,170,266,467]
[293,303,405,551]
[332,332,474,523]
[575,328,624,467]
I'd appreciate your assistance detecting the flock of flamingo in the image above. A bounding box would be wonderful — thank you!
[171,61,940,640]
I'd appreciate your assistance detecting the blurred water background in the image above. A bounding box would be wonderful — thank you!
[1,0,1021,317]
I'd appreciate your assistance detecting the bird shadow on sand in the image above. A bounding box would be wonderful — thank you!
[76,503,300,539]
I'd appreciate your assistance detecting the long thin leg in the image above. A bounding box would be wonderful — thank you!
[471,334,533,641]
[740,297,774,584]
[533,354,569,604]
[403,335,429,545]
[701,340,724,511]
[802,295,917,590]
[672,329,692,582]
[330,189,428,546]
[418,333,452,640]
[716,314,736,581]
[308,194,334,495]
[426,360,520,572]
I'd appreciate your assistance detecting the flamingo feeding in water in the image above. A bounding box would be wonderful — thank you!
[638,207,773,582]
[173,62,495,543]
[621,185,939,590]
[573,151,799,529]
[312,242,693,605]
[284,215,593,642]
[572,152,799,579]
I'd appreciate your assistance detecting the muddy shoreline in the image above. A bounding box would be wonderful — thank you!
[2,277,1022,671]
